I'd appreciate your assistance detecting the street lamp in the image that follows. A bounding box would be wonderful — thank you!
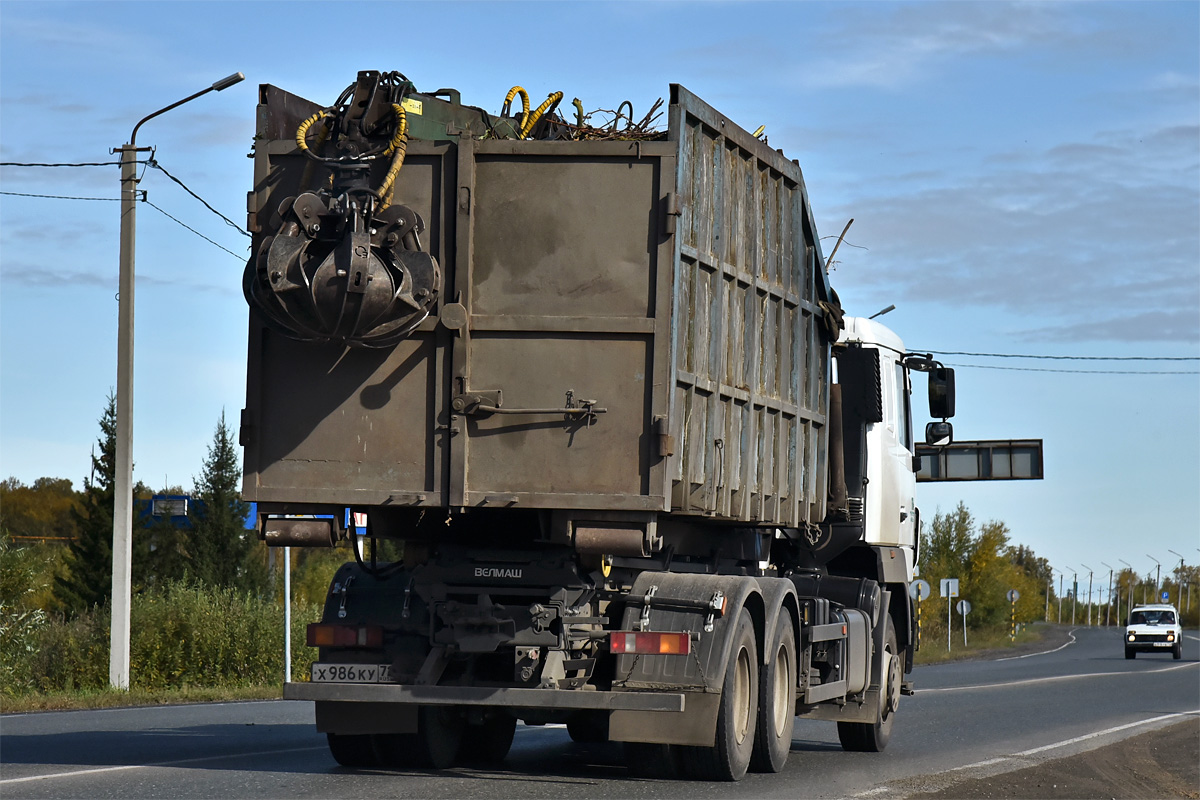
[1167,550,1184,608]
[1100,562,1114,626]
[1146,555,1161,605]
[110,72,245,690]
[1119,559,1132,622]
[1081,564,1094,626]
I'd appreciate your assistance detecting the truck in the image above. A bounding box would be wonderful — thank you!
[239,70,958,780]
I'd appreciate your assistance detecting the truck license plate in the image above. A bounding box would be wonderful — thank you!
[310,663,394,683]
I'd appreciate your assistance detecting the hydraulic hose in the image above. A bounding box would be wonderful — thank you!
[520,91,564,138]
[502,86,531,132]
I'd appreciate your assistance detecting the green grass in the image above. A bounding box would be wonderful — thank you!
[913,621,1053,664]
[0,684,283,714]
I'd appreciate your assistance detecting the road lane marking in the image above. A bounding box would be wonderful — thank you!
[852,711,1199,798]
[0,745,327,785]
[919,660,1198,693]
[993,629,1077,660]
[1014,711,1199,756]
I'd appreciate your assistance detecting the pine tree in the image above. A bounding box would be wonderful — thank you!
[54,394,117,616]
[188,411,265,593]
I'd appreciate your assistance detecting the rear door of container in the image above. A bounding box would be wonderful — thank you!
[449,139,676,511]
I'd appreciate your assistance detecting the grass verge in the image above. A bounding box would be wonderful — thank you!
[1,683,284,714]
[914,621,1062,665]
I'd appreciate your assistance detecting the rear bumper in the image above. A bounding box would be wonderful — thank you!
[283,681,685,712]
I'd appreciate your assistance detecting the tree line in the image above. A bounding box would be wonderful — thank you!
[919,502,1199,628]
[1,393,265,617]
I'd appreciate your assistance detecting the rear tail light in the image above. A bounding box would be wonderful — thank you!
[307,623,383,648]
[609,631,691,655]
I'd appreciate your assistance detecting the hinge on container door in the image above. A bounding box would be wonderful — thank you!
[654,415,675,458]
[663,192,680,236]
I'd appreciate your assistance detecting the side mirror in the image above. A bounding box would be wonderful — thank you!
[925,421,953,447]
[928,367,955,419]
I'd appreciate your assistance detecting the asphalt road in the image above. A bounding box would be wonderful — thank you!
[2,626,1197,799]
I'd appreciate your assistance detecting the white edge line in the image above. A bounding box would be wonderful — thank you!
[993,628,1078,661]
[855,711,1200,797]
[0,745,327,785]
[1016,711,1199,756]
[921,659,1199,693]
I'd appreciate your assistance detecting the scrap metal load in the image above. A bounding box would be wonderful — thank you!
[243,69,840,536]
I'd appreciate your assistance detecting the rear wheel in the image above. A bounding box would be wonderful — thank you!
[461,713,516,765]
[567,711,609,743]
[678,608,759,781]
[838,615,898,753]
[750,613,797,773]
[373,706,464,770]
[327,733,378,768]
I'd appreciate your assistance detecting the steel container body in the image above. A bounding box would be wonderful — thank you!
[242,83,834,528]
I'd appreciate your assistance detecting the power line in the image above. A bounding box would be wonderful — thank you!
[1,160,127,168]
[143,199,245,261]
[0,190,121,201]
[148,159,250,237]
[946,362,1198,375]
[920,349,1197,362]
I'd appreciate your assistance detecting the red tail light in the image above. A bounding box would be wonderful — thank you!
[609,631,691,655]
[306,623,383,648]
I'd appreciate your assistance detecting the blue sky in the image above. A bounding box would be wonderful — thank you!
[2,1,1197,585]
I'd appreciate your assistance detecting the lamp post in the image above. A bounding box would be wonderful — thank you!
[1081,564,1094,626]
[110,72,245,690]
[1101,562,1114,626]
[1119,559,1132,622]
[1167,550,1184,607]
[1146,555,1161,605]
[1071,568,1077,625]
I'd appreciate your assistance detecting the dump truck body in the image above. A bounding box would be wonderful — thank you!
[240,72,948,780]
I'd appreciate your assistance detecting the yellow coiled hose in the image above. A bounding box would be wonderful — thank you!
[502,86,531,132]
[520,91,563,139]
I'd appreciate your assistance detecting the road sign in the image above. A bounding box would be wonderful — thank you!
[911,579,931,600]
[1161,590,1170,602]
[956,599,972,615]
[1006,589,1020,603]
[940,578,959,598]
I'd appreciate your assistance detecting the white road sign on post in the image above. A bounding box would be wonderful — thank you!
[940,579,959,651]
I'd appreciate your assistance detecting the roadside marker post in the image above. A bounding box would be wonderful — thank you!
[1007,589,1020,642]
[911,580,931,650]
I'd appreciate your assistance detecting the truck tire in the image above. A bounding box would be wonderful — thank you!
[327,733,378,768]
[461,713,517,765]
[838,615,898,753]
[623,742,679,778]
[567,711,610,743]
[750,613,796,773]
[373,706,464,770]
[678,608,759,781]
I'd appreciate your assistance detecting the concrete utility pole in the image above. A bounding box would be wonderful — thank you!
[1167,550,1184,607]
[1101,562,1114,626]
[1071,569,1077,626]
[1147,555,1161,605]
[110,72,244,690]
[1119,559,1132,622]
[1081,565,1094,626]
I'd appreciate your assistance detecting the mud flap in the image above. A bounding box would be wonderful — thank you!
[608,572,764,746]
